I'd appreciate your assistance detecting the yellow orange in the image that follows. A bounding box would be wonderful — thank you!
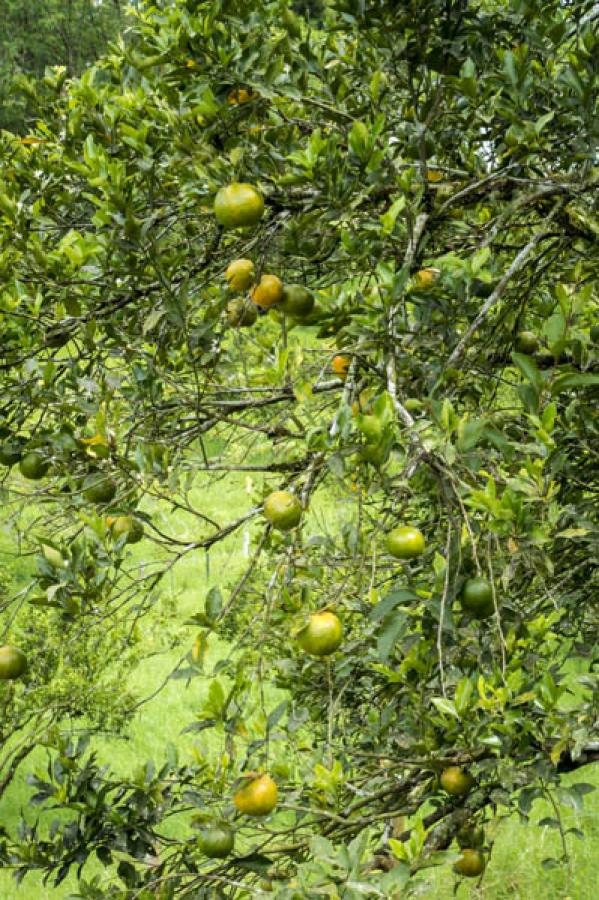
[251,274,284,308]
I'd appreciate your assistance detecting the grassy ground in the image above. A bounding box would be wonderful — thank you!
[0,469,597,898]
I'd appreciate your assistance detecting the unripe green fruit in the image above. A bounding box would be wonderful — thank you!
[19,451,50,480]
[82,473,118,504]
[0,646,28,680]
[263,491,302,531]
[460,577,494,619]
[198,825,235,859]
[387,526,425,560]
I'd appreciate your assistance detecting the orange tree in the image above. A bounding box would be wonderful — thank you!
[0,0,598,896]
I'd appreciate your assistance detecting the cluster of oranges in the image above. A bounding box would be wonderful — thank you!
[209,184,486,873]
[224,257,315,329]
[213,182,352,379]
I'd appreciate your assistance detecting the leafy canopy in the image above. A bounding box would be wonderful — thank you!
[0,0,598,896]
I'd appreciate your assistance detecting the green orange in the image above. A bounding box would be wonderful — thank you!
[298,611,343,657]
[198,825,235,858]
[515,331,539,354]
[457,823,485,849]
[440,766,474,797]
[0,646,28,680]
[357,415,383,444]
[453,848,485,877]
[263,491,302,531]
[460,577,495,619]
[387,526,425,560]
[280,285,314,319]
[82,473,117,504]
[226,298,258,327]
[0,437,24,466]
[109,515,144,544]
[214,183,264,229]
[19,450,50,480]
[360,442,388,467]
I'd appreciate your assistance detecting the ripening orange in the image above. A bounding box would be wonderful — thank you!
[227,87,257,105]
[233,774,278,816]
[413,268,439,289]
[225,258,255,293]
[251,275,284,308]
[331,355,350,378]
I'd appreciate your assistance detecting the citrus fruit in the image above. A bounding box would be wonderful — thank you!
[440,766,475,797]
[251,274,284,308]
[19,450,50,480]
[214,183,264,229]
[0,438,24,467]
[226,298,258,328]
[225,258,255,293]
[404,398,423,413]
[0,645,28,680]
[331,355,350,378]
[227,87,257,105]
[280,285,314,319]
[515,330,539,354]
[110,515,144,544]
[82,473,117,504]
[387,526,425,560]
[198,824,235,858]
[413,268,438,290]
[460,577,495,619]
[453,848,485,877]
[298,611,343,657]
[426,168,444,183]
[457,823,485,849]
[263,491,302,531]
[233,774,278,816]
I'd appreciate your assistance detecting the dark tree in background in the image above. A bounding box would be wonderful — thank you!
[0,0,125,131]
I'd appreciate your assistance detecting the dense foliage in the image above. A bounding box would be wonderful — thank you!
[0,0,124,131]
[0,0,598,896]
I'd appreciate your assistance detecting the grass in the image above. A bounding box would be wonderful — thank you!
[0,466,597,898]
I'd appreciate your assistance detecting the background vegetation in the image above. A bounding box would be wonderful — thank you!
[0,0,125,131]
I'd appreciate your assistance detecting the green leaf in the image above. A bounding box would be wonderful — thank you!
[431,697,459,719]
[457,416,485,451]
[551,372,599,393]
[543,310,566,350]
[380,195,406,235]
[376,611,408,661]
[454,677,474,716]
[348,120,370,162]
[370,590,419,621]
[555,527,590,539]
[512,352,544,395]
[205,587,222,621]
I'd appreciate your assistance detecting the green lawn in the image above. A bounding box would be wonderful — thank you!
[0,470,597,898]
